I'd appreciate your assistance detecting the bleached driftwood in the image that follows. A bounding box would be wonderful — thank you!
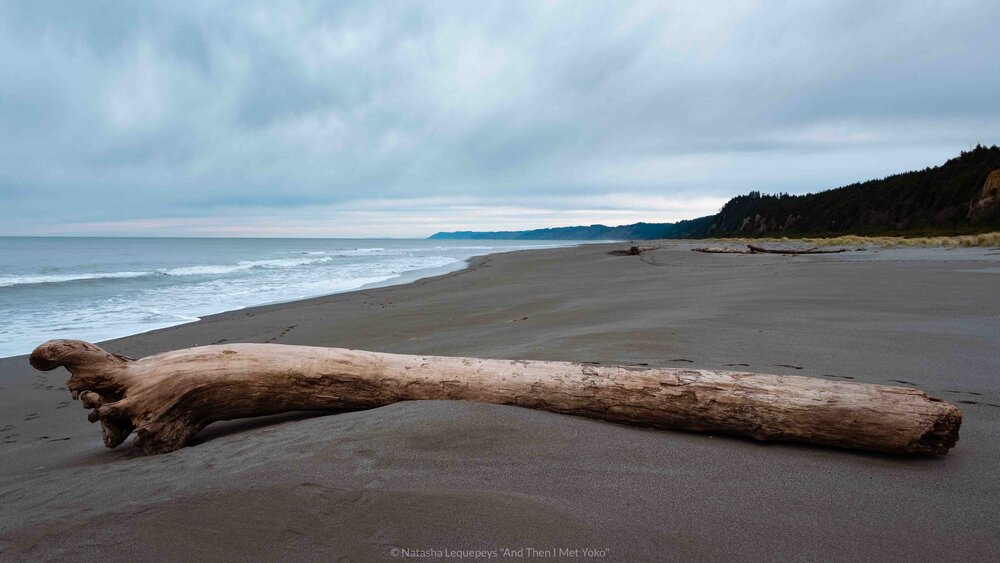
[692,247,750,254]
[747,244,848,254]
[693,245,849,254]
[30,339,961,456]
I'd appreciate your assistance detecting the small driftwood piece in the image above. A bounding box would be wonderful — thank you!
[30,339,961,456]
[609,245,660,256]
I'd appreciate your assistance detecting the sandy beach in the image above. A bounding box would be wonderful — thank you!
[1,242,998,561]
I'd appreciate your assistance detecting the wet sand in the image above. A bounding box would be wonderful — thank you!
[1,242,998,561]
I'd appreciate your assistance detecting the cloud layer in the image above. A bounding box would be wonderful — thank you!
[2,1,998,236]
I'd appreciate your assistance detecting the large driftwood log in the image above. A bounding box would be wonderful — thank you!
[30,339,960,456]
[692,247,750,254]
[692,245,850,254]
[747,244,848,254]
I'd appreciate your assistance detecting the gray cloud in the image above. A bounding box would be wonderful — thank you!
[1,0,998,236]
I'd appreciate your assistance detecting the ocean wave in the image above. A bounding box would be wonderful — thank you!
[160,256,333,276]
[0,271,150,288]
[333,248,392,256]
[142,310,202,322]
[430,245,554,251]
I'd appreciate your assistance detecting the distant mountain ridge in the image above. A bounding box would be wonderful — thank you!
[430,146,1000,240]
[428,217,714,241]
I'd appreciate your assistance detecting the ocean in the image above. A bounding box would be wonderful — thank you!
[0,237,574,358]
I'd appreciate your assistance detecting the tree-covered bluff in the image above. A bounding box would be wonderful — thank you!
[430,146,1000,240]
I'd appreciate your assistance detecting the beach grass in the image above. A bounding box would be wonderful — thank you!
[701,231,1000,248]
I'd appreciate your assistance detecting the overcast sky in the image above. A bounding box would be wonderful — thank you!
[1,1,999,237]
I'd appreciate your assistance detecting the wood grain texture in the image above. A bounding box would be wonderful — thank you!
[30,339,961,456]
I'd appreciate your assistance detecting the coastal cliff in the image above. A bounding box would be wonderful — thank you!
[968,169,1000,222]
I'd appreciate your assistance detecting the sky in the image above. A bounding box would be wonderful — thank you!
[1,1,999,238]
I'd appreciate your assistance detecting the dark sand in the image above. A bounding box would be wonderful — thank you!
[1,242,998,561]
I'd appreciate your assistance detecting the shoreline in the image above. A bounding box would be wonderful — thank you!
[95,247,531,356]
[1,241,998,560]
[6,235,995,360]
[0,242,580,360]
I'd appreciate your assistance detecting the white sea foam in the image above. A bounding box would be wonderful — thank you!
[160,256,333,276]
[333,248,394,256]
[158,264,247,276]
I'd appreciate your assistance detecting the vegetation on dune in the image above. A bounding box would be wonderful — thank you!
[702,232,1000,248]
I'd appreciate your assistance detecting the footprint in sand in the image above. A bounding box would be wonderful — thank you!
[955,400,1000,408]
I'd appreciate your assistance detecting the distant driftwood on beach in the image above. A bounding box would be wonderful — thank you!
[31,339,961,457]
[691,244,851,254]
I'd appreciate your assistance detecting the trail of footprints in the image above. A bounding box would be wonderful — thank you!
[0,377,78,445]
[268,324,298,343]
[211,324,298,346]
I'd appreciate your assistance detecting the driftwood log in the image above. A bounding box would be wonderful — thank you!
[29,339,961,456]
[692,247,750,254]
[693,245,850,254]
[608,245,660,256]
[747,244,848,254]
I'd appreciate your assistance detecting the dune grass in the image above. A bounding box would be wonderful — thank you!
[699,232,1000,248]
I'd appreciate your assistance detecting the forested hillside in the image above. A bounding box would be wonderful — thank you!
[709,145,1000,236]
[430,146,1000,240]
